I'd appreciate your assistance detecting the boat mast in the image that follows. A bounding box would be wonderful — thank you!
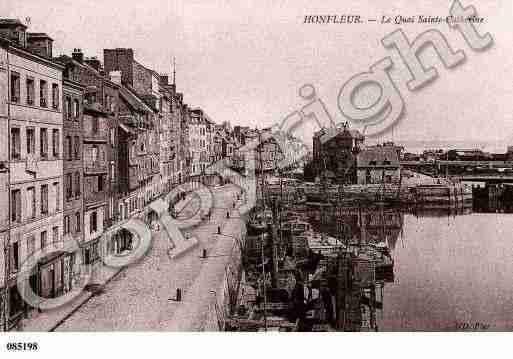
[260,231,267,331]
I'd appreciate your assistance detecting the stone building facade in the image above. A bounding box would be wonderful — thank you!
[61,78,84,294]
[0,22,65,327]
[311,123,365,184]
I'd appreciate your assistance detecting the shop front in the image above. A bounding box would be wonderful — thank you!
[39,253,64,299]
[81,239,100,266]
[38,250,75,300]
[109,228,134,255]
[7,280,24,329]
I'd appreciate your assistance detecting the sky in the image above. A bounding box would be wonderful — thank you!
[5,0,513,152]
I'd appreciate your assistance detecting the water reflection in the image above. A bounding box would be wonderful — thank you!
[306,195,512,331]
[305,204,401,331]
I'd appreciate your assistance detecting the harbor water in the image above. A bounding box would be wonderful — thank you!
[312,204,513,331]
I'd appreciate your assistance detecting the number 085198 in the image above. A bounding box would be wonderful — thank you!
[6,342,39,351]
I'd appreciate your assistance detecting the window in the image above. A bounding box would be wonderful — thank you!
[11,189,21,222]
[26,128,35,155]
[27,235,36,255]
[26,77,35,105]
[92,117,98,134]
[52,83,59,109]
[40,80,48,107]
[52,129,59,157]
[90,211,97,234]
[76,212,81,233]
[65,96,72,119]
[91,145,98,162]
[65,173,72,200]
[74,136,80,159]
[73,99,80,118]
[110,128,115,146]
[40,128,48,158]
[10,128,21,160]
[64,215,70,235]
[26,187,35,219]
[41,184,48,215]
[98,175,103,192]
[10,72,20,103]
[74,172,81,197]
[10,242,19,273]
[110,162,115,181]
[66,136,72,160]
[53,182,60,212]
[85,92,96,105]
[40,230,47,249]
[52,226,59,243]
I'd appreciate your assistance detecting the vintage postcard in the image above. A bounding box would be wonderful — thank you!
[0,0,510,357]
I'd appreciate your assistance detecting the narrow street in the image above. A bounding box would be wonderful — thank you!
[55,185,244,331]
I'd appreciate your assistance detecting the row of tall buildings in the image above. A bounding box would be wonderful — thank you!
[0,19,243,330]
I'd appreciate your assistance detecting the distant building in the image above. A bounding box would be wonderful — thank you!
[62,77,85,298]
[356,146,400,185]
[421,149,443,162]
[188,108,210,179]
[55,50,120,266]
[103,48,162,204]
[506,146,513,161]
[402,152,421,161]
[446,149,491,161]
[311,123,364,184]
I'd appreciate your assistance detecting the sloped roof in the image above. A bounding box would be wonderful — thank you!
[316,126,364,144]
[119,86,153,114]
[27,32,53,41]
[0,19,27,28]
[357,147,399,168]
[53,54,119,88]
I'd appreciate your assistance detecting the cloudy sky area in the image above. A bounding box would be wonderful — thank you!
[5,0,513,152]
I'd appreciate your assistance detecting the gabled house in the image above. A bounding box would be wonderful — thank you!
[356,146,400,185]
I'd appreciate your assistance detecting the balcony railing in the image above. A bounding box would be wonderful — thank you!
[83,131,108,143]
[84,160,108,174]
[84,190,107,206]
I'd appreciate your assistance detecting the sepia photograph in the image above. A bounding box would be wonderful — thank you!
[0,0,512,357]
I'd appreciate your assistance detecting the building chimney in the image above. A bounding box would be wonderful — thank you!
[160,75,169,86]
[103,48,134,87]
[72,48,83,63]
[85,56,102,71]
[109,70,122,85]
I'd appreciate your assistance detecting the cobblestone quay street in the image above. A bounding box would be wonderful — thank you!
[55,185,244,331]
